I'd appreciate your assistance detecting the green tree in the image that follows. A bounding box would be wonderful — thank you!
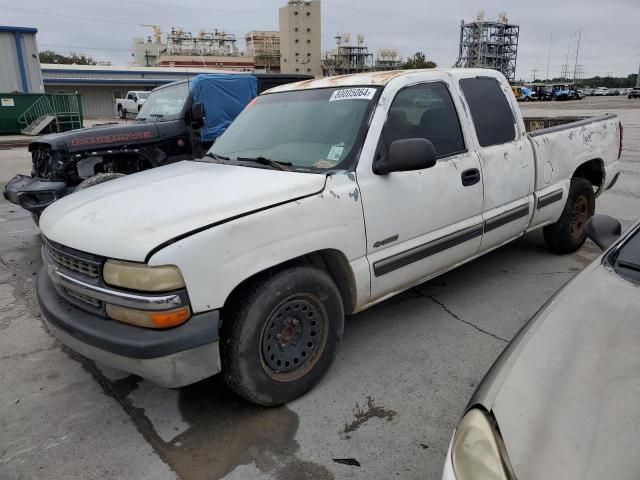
[402,52,437,70]
[39,50,97,65]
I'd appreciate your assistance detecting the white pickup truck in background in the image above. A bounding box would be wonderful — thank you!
[115,90,150,118]
[37,69,622,406]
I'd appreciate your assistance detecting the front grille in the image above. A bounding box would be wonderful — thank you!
[63,287,102,308]
[44,240,101,279]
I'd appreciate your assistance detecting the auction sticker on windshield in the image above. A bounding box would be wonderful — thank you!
[327,143,345,162]
[329,88,377,102]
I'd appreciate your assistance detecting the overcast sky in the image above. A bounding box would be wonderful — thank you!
[1,0,638,81]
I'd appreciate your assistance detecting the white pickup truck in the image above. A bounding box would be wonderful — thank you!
[36,69,622,406]
[115,90,150,118]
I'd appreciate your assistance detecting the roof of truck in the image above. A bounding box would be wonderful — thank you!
[265,68,502,94]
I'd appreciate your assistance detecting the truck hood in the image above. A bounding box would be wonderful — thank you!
[32,121,161,153]
[39,161,326,261]
[485,263,640,480]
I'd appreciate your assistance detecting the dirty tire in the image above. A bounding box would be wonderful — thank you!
[221,266,344,406]
[74,173,125,192]
[543,177,595,254]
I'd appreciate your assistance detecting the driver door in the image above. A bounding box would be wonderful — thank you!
[356,80,484,303]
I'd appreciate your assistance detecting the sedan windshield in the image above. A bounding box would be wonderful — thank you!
[207,87,379,171]
[137,82,189,122]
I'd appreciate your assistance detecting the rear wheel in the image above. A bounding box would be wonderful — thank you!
[543,177,595,254]
[221,266,344,406]
[118,106,125,119]
[74,173,125,192]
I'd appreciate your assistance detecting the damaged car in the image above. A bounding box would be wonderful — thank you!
[3,73,311,223]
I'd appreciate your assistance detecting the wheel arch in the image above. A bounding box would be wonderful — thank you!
[224,248,358,315]
[573,158,604,195]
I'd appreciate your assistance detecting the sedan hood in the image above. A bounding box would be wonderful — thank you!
[40,161,326,261]
[486,263,640,480]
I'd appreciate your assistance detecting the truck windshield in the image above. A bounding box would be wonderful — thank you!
[207,87,380,171]
[137,82,189,122]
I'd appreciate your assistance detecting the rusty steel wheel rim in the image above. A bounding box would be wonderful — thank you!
[260,293,329,383]
[570,194,589,240]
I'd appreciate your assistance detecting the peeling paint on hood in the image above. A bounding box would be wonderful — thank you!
[39,161,326,261]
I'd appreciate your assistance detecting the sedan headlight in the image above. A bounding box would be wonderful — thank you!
[103,260,185,292]
[451,409,512,480]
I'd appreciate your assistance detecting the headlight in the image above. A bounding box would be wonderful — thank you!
[103,260,185,292]
[451,409,512,480]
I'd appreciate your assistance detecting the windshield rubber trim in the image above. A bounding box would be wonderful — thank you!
[144,177,328,263]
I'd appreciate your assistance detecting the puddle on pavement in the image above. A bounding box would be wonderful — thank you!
[104,374,333,480]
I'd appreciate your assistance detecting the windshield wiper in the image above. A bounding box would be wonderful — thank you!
[237,156,292,171]
[150,113,165,118]
[206,153,230,161]
[617,260,640,273]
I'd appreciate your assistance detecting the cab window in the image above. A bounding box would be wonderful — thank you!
[460,77,516,147]
[381,82,466,159]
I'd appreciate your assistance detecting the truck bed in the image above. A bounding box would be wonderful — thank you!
[525,112,621,233]
[523,116,587,132]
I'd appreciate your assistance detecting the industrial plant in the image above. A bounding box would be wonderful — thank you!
[132,0,321,76]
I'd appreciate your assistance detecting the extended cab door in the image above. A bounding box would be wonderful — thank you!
[458,76,535,252]
[356,78,484,303]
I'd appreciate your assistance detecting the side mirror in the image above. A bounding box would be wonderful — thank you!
[191,103,204,128]
[586,214,622,251]
[375,138,437,175]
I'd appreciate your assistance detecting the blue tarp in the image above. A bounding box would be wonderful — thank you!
[189,74,258,142]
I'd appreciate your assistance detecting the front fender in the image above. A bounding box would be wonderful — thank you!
[148,173,370,313]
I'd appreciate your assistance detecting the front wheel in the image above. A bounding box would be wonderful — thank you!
[543,177,595,254]
[221,266,344,406]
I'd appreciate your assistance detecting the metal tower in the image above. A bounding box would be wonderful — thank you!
[455,14,520,82]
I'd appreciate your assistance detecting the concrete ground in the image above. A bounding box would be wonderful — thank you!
[1,96,638,480]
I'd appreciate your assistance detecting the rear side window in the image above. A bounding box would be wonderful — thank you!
[381,82,466,159]
[460,77,516,147]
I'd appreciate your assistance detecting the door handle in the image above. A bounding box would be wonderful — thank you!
[461,168,481,186]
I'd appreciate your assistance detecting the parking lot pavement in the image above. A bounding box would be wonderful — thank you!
[1,97,638,480]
